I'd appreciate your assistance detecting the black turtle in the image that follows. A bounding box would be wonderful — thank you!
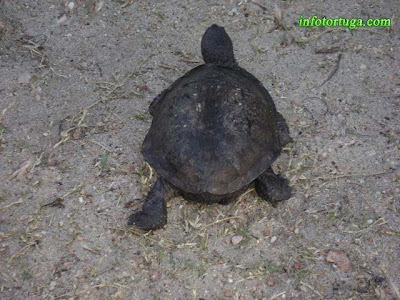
[128,24,292,230]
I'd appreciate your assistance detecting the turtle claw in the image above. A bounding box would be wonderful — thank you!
[128,211,166,231]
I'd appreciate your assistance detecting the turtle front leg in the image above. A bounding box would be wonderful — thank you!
[255,167,292,207]
[128,178,173,230]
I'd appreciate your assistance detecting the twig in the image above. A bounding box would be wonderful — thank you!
[315,46,341,54]
[109,227,174,248]
[201,216,244,230]
[1,200,23,211]
[314,170,389,181]
[56,282,128,298]
[354,27,390,36]
[81,244,100,255]
[41,198,65,209]
[89,139,113,152]
[232,188,255,208]
[159,63,179,71]
[387,276,400,300]
[270,292,287,300]
[188,216,244,244]
[300,281,323,298]
[319,53,342,87]
[180,58,201,64]
[8,242,36,264]
[0,101,15,122]
[8,160,34,180]
[250,0,267,11]
[30,151,45,174]
[343,217,387,234]
[60,184,84,199]
[295,28,339,45]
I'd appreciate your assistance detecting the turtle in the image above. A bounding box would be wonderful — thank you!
[128,24,292,230]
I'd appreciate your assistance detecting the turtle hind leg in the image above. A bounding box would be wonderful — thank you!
[128,178,172,230]
[255,168,292,207]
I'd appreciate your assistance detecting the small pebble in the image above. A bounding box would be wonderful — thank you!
[267,278,275,286]
[96,1,104,12]
[270,236,277,243]
[367,219,373,225]
[360,64,367,70]
[74,270,85,278]
[149,271,161,281]
[224,290,233,297]
[18,72,32,84]
[354,45,363,52]
[228,8,238,16]
[49,281,57,291]
[57,14,68,25]
[68,2,75,10]
[231,235,243,245]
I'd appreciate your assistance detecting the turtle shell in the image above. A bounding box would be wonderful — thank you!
[142,64,281,195]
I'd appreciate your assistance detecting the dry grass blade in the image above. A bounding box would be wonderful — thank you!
[314,170,389,181]
[8,242,37,265]
[8,160,33,181]
[232,188,255,209]
[1,200,23,211]
[315,46,341,54]
[81,244,100,255]
[188,216,244,244]
[319,53,342,87]
[60,184,84,199]
[0,101,15,122]
[388,277,400,300]
[58,282,128,299]
[295,28,340,45]
[110,227,174,249]
[270,292,287,300]
[300,281,323,297]
[159,63,179,71]
[343,217,387,234]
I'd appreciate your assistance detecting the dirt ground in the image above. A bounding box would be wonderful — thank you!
[1,0,399,299]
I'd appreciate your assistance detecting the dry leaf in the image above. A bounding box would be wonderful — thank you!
[326,250,353,272]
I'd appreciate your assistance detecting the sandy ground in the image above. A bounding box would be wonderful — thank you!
[0,0,399,299]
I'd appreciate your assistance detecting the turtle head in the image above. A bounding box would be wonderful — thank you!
[201,24,236,65]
